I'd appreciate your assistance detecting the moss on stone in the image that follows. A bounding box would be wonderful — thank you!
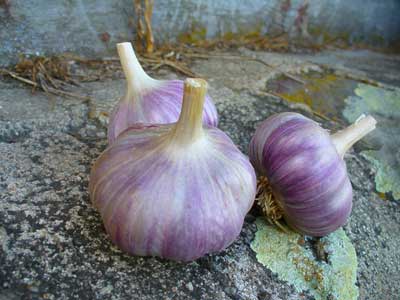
[251,219,358,300]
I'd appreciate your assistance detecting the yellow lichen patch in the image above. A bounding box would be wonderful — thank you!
[177,23,207,44]
[268,72,359,118]
[281,74,339,106]
[308,27,352,45]
[377,192,387,200]
[177,27,291,52]
[279,73,338,106]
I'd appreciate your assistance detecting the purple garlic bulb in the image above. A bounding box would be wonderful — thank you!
[108,42,218,144]
[90,78,256,261]
[249,112,377,236]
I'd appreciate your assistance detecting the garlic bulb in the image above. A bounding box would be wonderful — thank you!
[249,112,376,236]
[108,42,218,144]
[90,78,256,261]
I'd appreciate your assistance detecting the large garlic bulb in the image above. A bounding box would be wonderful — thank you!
[108,42,218,144]
[249,112,376,236]
[90,79,256,261]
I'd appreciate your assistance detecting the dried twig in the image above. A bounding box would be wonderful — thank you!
[159,60,197,77]
[0,68,38,86]
[134,0,154,53]
[144,0,154,53]
[134,0,145,52]
[141,57,197,77]
[0,68,91,101]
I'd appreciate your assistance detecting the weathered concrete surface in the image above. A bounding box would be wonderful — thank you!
[0,83,89,143]
[1,0,400,66]
[1,49,400,300]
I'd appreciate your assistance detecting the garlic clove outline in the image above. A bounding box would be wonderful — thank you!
[90,78,256,261]
[249,112,376,237]
[108,42,218,144]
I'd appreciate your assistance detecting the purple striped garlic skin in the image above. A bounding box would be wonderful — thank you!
[90,79,256,261]
[108,79,218,144]
[107,43,218,144]
[249,112,352,236]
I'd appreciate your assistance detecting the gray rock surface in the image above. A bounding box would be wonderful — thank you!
[1,50,400,300]
[1,0,400,66]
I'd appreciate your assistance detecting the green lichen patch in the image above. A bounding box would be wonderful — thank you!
[251,219,358,300]
[343,84,400,200]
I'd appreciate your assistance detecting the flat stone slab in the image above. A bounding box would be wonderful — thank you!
[1,50,399,300]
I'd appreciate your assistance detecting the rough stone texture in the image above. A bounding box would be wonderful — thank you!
[0,83,89,143]
[1,0,400,66]
[1,49,400,300]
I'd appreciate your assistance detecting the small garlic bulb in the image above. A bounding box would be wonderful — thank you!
[90,78,256,261]
[108,42,218,144]
[249,112,377,236]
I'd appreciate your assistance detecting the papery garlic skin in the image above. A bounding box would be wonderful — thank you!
[108,43,218,144]
[249,112,376,236]
[90,79,256,261]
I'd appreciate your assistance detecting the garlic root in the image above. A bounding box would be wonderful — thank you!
[256,176,291,234]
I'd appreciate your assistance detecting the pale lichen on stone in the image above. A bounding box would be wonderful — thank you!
[251,218,358,300]
[0,226,9,253]
[343,84,400,200]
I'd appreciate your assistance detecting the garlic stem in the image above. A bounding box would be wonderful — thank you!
[331,114,377,157]
[117,42,154,95]
[170,78,207,145]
